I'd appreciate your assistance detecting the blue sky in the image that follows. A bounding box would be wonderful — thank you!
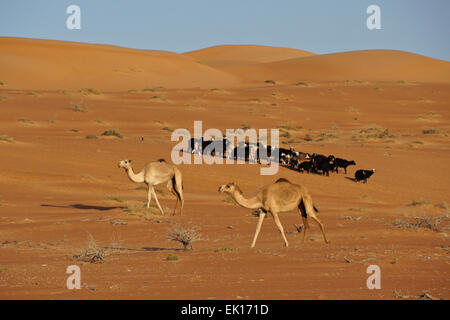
[1,0,449,61]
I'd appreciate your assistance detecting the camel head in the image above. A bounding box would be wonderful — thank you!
[118,159,132,169]
[218,182,237,194]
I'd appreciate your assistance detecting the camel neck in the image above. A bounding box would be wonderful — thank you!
[231,189,261,209]
[126,167,145,183]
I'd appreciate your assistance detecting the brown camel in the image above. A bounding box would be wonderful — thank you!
[218,178,328,247]
[118,159,184,215]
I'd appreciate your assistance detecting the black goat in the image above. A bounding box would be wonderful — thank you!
[313,157,335,176]
[298,160,314,173]
[204,137,230,157]
[311,155,335,175]
[334,158,356,174]
[355,169,376,183]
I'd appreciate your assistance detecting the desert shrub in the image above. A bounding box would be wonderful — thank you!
[295,81,308,86]
[265,80,276,84]
[80,88,101,95]
[166,254,179,261]
[393,215,449,232]
[407,198,430,206]
[73,234,111,263]
[422,129,440,134]
[0,135,14,143]
[167,225,201,251]
[280,130,291,138]
[214,247,234,252]
[70,100,87,112]
[102,129,123,139]
[304,134,312,142]
[18,117,34,124]
[86,134,98,139]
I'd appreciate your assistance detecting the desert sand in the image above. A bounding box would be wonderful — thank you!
[0,37,449,299]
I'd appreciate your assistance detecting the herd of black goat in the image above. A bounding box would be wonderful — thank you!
[186,137,376,183]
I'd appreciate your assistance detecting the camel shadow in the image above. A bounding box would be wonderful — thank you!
[141,247,183,252]
[41,204,126,211]
[345,177,357,182]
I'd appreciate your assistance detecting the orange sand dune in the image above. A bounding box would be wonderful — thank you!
[221,49,450,84]
[184,44,315,67]
[0,37,240,91]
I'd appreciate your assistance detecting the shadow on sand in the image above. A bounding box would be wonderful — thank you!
[41,203,126,211]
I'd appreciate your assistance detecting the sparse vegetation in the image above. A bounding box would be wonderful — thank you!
[345,106,358,114]
[417,111,440,121]
[316,132,338,141]
[107,195,124,203]
[167,225,202,251]
[435,202,449,210]
[354,125,395,141]
[70,100,87,112]
[248,98,262,103]
[86,134,98,139]
[17,117,34,124]
[393,214,449,232]
[80,173,97,181]
[422,129,440,134]
[0,135,14,143]
[80,88,101,95]
[295,81,309,86]
[109,218,128,226]
[214,247,234,252]
[304,134,312,142]
[241,123,252,130]
[94,119,106,125]
[102,129,123,139]
[73,233,111,264]
[162,126,173,132]
[166,254,179,261]
[407,198,430,207]
[265,80,276,84]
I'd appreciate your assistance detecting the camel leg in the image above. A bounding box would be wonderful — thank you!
[174,170,184,216]
[167,180,178,215]
[301,215,309,243]
[272,211,289,247]
[298,203,309,243]
[309,214,329,244]
[251,212,266,248]
[146,184,153,209]
[151,187,165,215]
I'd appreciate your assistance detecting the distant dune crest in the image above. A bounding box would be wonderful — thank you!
[0,37,449,91]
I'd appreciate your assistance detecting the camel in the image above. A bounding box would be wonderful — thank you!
[218,178,329,247]
[118,159,184,215]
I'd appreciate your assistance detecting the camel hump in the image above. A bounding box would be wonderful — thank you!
[275,178,290,183]
[157,158,166,162]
